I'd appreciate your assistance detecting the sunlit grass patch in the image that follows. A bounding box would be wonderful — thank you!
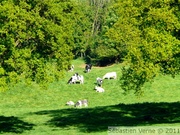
[0,59,179,135]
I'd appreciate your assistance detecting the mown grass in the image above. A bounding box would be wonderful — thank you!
[0,58,180,135]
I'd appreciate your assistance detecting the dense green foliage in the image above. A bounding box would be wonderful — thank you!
[0,0,180,92]
[0,0,77,89]
[106,0,180,93]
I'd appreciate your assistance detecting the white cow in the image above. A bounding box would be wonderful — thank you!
[103,72,117,79]
[66,101,75,106]
[95,86,105,93]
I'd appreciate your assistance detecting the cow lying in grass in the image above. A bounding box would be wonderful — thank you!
[103,72,117,79]
[68,73,84,84]
[66,101,75,106]
[74,99,88,107]
[95,86,105,93]
[66,99,88,107]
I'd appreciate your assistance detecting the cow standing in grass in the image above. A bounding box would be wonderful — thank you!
[103,72,117,79]
[68,73,84,84]
[85,64,92,73]
[68,65,74,72]
[96,77,103,87]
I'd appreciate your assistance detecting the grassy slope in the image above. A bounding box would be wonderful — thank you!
[0,59,179,135]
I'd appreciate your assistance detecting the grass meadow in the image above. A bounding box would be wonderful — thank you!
[0,59,180,135]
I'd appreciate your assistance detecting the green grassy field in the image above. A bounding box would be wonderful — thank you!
[0,59,180,135]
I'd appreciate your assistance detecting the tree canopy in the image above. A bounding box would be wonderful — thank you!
[106,0,180,94]
[0,0,78,89]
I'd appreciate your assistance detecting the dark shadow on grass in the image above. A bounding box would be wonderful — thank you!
[33,102,180,133]
[0,116,34,134]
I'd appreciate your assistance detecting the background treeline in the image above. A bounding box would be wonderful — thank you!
[0,0,180,92]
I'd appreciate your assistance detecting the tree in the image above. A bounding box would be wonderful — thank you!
[71,0,92,58]
[91,0,124,66]
[74,0,118,65]
[0,0,78,90]
[106,0,180,94]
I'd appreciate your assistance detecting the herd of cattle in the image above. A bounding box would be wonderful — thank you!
[66,64,117,107]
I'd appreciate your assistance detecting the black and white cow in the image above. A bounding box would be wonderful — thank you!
[68,65,74,72]
[85,64,92,73]
[68,73,84,84]
[96,77,103,87]
[74,99,88,107]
